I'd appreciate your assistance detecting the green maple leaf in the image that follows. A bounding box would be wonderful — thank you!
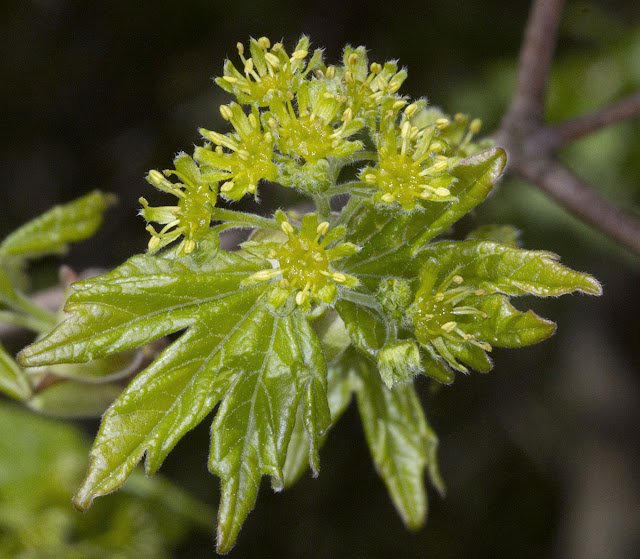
[18,234,331,554]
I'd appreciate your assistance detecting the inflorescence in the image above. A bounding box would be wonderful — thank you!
[140,35,490,256]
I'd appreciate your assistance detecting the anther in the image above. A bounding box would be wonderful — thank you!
[265,52,280,68]
[219,105,233,121]
[469,118,482,134]
[316,221,330,236]
[280,221,295,235]
[404,103,417,117]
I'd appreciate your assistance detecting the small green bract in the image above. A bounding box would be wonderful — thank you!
[17,37,601,554]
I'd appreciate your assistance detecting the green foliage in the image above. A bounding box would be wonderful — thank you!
[0,191,116,407]
[14,37,601,553]
[0,403,213,558]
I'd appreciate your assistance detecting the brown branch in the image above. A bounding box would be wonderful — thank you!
[502,0,565,131]
[514,158,640,254]
[537,92,640,151]
[496,0,640,256]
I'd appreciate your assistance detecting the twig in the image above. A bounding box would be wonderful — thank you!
[502,0,565,130]
[497,0,640,256]
[517,158,640,254]
[538,92,640,151]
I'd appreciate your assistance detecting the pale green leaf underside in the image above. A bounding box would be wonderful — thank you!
[0,191,114,259]
[354,354,443,529]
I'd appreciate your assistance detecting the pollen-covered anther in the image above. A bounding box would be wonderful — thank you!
[404,103,417,117]
[435,118,450,129]
[249,268,283,282]
[219,105,233,121]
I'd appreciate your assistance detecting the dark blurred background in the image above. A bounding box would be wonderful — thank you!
[2,0,639,557]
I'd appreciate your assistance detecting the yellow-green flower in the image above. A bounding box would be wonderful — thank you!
[266,80,364,164]
[362,100,460,211]
[320,46,408,116]
[243,211,360,307]
[410,108,491,158]
[215,36,322,107]
[195,103,277,200]
[408,261,491,372]
[140,154,216,255]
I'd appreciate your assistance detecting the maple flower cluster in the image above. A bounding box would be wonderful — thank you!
[140,36,490,256]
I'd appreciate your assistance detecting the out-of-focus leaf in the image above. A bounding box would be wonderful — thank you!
[26,379,124,418]
[0,344,32,401]
[0,403,212,559]
[0,191,115,259]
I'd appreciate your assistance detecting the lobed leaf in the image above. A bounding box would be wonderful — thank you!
[210,311,330,553]
[471,294,557,347]
[283,351,355,487]
[335,299,388,359]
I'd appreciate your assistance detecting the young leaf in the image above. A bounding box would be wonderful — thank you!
[335,299,388,359]
[417,240,602,296]
[210,311,330,553]
[353,354,444,529]
[0,191,115,259]
[0,344,32,401]
[470,294,557,347]
[18,238,331,554]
